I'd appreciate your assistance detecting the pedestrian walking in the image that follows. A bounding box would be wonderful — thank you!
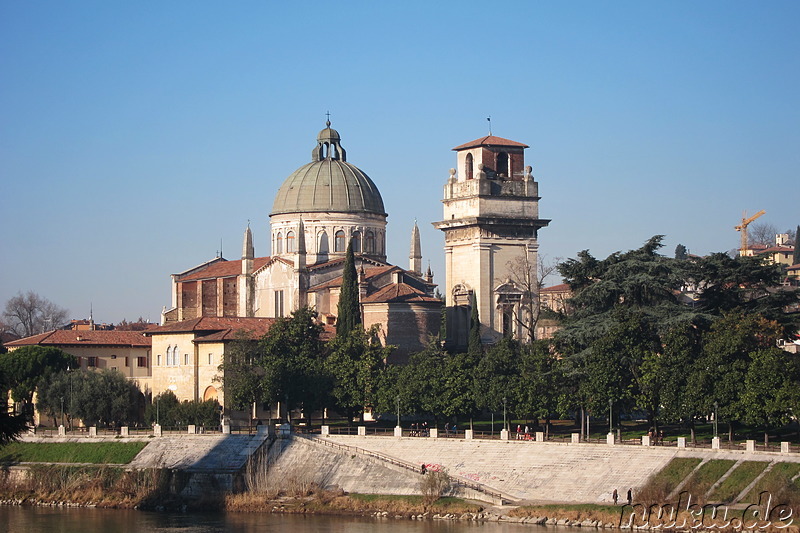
[612,488,618,505]
[627,488,632,505]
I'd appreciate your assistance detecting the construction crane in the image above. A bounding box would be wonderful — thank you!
[735,209,766,256]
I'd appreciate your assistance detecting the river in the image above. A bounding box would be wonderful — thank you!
[0,506,539,532]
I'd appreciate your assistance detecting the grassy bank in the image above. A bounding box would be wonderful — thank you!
[0,442,147,464]
[509,503,621,525]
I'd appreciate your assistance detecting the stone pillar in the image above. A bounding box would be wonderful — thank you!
[535,431,544,442]
[222,423,231,434]
[321,425,330,436]
[89,426,97,437]
[500,429,509,441]
[641,435,651,447]
[28,427,36,436]
[607,432,615,445]
[188,424,196,435]
[153,424,162,437]
[429,428,438,438]
[781,442,790,454]
[570,432,580,444]
[120,426,129,437]
[58,425,66,436]
[677,437,686,449]
[712,437,720,450]
[357,426,366,436]
[257,424,269,436]
[464,429,473,440]
[394,426,402,437]
[746,440,755,453]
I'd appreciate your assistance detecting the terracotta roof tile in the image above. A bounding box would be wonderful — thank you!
[541,283,571,293]
[309,265,397,291]
[147,317,276,336]
[452,135,529,151]
[361,283,440,304]
[178,257,270,281]
[5,329,151,348]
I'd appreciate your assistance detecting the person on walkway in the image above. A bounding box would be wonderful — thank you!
[612,489,618,505]
[421,463,427,475]
[627,488,632,505]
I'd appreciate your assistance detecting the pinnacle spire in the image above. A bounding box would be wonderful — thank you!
[410,220,422,274]
[242,224,254,260]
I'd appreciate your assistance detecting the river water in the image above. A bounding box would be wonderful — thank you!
[0,506,537,532]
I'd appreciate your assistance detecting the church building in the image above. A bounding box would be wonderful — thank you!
[160,122,441,372]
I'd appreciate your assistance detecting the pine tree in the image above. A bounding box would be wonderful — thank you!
[467,292,482,355]
[336,241,361,336]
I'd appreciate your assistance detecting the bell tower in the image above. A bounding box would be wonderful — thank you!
[433,134,550,348]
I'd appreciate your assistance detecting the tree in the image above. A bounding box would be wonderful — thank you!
[325,325,392,421]
[516,340,560,433]
[749,222,778,247]
[674,244,688,260]
[3,291,68,337]
[0,346,77,417]
[504,252,561,342]
[793,225,800,266]
[0,369,27,445]
[740,348,800,445]
[467,293,482,355]
[217,334,266,415]
[144,391,181,426]
[258,306,328,420]
[115,317,152,331]
[336,242,361,336]
[473,338,521,429]
[659,323,704,442]
[38,369,143,427]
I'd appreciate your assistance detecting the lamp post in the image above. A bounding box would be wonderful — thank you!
[609,398,613,434]
[68,366,73,431]
[502,397,507,432]
[156,396,160,426]
[60,396,64,428]
[713,401,718,438]
[395,396,400,429]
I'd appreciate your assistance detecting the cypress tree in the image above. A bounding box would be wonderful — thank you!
[336,241,361,336]
[793,225,800,266]
[468,292,482,355]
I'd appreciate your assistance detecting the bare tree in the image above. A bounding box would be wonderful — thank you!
[503,252,561,342]
[3,291,68,337]
[749,222,779,247]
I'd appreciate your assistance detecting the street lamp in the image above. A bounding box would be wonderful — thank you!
[609,398,613,434]
[68,366,73,431]
[713,401,718,438]
[60,397,64,428]
[502,397,507,432]
[395,396,400,428]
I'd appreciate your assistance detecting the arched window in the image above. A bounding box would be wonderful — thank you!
[286,231,295,253]
[173,346,180,366]
[365,231,375,253]
[276,232,283,254]
[351,231,361,252]
[465,153,474,180]
[497,152,509,177]
[318,231,329,254]
[334,230,346,252]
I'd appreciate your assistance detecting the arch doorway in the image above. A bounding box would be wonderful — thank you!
[203,386,218,401]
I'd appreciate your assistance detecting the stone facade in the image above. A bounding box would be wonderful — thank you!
[434,135,549,348]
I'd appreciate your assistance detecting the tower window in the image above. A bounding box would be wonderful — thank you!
[276,232,283,254]
[352,231,361,252]
[497,152,509,177]
[274,290,284,317]
[465,153,474,180]
[365,232,375,253]
[286,231,295,253]
[334,230,346,252]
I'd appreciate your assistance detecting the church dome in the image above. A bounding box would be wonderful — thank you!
[271,122,386,216]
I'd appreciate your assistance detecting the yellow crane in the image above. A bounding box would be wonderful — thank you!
[735,209,766,256]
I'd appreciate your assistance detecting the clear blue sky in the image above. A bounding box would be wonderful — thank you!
[1,2,798,325]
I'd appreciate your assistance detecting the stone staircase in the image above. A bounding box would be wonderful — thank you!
[127,433,272,473]
[323,435,676,504]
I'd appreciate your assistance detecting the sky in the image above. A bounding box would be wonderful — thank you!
[1,1,798,326]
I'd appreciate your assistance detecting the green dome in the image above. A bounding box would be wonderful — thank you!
[271,123,386,216]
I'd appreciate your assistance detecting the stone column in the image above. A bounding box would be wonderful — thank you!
[58,425,66,436]
[153,424,162,437]
[711,437,720,450]
[781,442,790,454]
[89,426,97,437]
[500,429,509,441]
[357,426,366,436]
[464,429,473,440]
[607,432,615,445]
[570,432,580,444]
[222,423,231,434]
[746,440,755,453]
[429,428,438,438]
[641,435,651,447]
[677,437,686,449]
[120,427,129,437]
[394,426,402,437]
[535,431,544,442]
[188,424,196,435]
[321,425,330,436]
